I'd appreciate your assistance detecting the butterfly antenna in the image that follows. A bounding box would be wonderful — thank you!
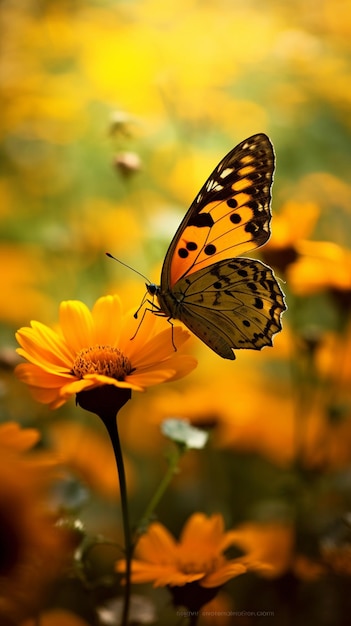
[105,252,151,284]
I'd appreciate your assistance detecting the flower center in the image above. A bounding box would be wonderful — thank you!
[72,345,132,380]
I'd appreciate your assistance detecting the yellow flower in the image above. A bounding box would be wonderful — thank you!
[288,240,351,298]
[15,294,197,410]
[262,200,320,275]
[262,200,351,302]
[117,513,268,589]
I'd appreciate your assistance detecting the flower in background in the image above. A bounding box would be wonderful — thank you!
[152,369,295,468]
[21,609,91,626]
[15,294,197,410]
[0,422,69,624]
[228,521,294,579]
[288,240,351,307]
[262,200,320,275]
[262,199,351,308]
[48,420,136,500]
[117,513,271,612]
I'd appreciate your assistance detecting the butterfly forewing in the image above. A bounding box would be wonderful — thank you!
[162,133,275,289]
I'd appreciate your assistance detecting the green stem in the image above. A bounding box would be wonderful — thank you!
[103,415,132,626]
[137,444,184,535]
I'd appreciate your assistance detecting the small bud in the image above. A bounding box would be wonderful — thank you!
[109,110,136,137]
[113,151,142,177]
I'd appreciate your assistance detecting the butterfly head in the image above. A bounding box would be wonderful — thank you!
[146,283,159,297]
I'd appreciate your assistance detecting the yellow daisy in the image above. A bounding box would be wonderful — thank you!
[15,294,197,410]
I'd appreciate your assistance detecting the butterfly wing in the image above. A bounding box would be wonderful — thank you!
[160,133,275,289]
[158,258,285,360]
[154,133,285,359]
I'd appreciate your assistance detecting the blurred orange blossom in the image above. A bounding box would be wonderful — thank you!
[0,423,69,624]
[48,419,136,500]
[116,513,271,589]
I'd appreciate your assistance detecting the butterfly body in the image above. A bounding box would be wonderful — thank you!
[147,133,286,359]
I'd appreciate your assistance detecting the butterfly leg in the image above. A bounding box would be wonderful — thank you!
[130,304,153,341]
[130,299,168,341]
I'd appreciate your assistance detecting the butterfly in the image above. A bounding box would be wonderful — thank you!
[146,133,286,360]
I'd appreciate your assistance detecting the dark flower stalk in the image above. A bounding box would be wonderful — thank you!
[77,385,132,626]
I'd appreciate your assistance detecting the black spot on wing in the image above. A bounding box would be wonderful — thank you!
[186,241,198,251]
[229,212,241,224]
[188,213,214,228]
[237,269,248,277]
[204,244,216,256]
[178,248,189,258]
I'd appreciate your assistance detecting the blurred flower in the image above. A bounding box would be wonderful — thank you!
[229,521,325,582]
[0,244,54,326]
[288,241,351,305]
[117,513,270,591]
[262,200,320,275]
[21,610,90,626]
[0,423,68,624]
[48,420,135,500]
[316,321,351,391]
[0,421,40,452]
[15,294,197,410]
[228,521,294,579]
[152,368,295,467]
[263,199,351,306]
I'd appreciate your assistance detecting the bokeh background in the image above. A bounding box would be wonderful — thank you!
[1,0,351,624]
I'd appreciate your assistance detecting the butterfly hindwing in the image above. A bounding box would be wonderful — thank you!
[158,258,285,360]
[161,133,275,288]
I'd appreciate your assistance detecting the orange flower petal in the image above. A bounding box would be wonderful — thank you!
[119,561,203,587]
[16,322,74,369]
[201,561,248,587]
[92,295,123,345]
[59,301,95,352]
[135,523,178,563]
[0,422,40,452]
[181,513,224,548]
[131,327,190,369]
[15,364,73,388]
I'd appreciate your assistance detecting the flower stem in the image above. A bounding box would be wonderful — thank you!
[137,444,184,534]
[76,386,133,624]
[102,414,132,626]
